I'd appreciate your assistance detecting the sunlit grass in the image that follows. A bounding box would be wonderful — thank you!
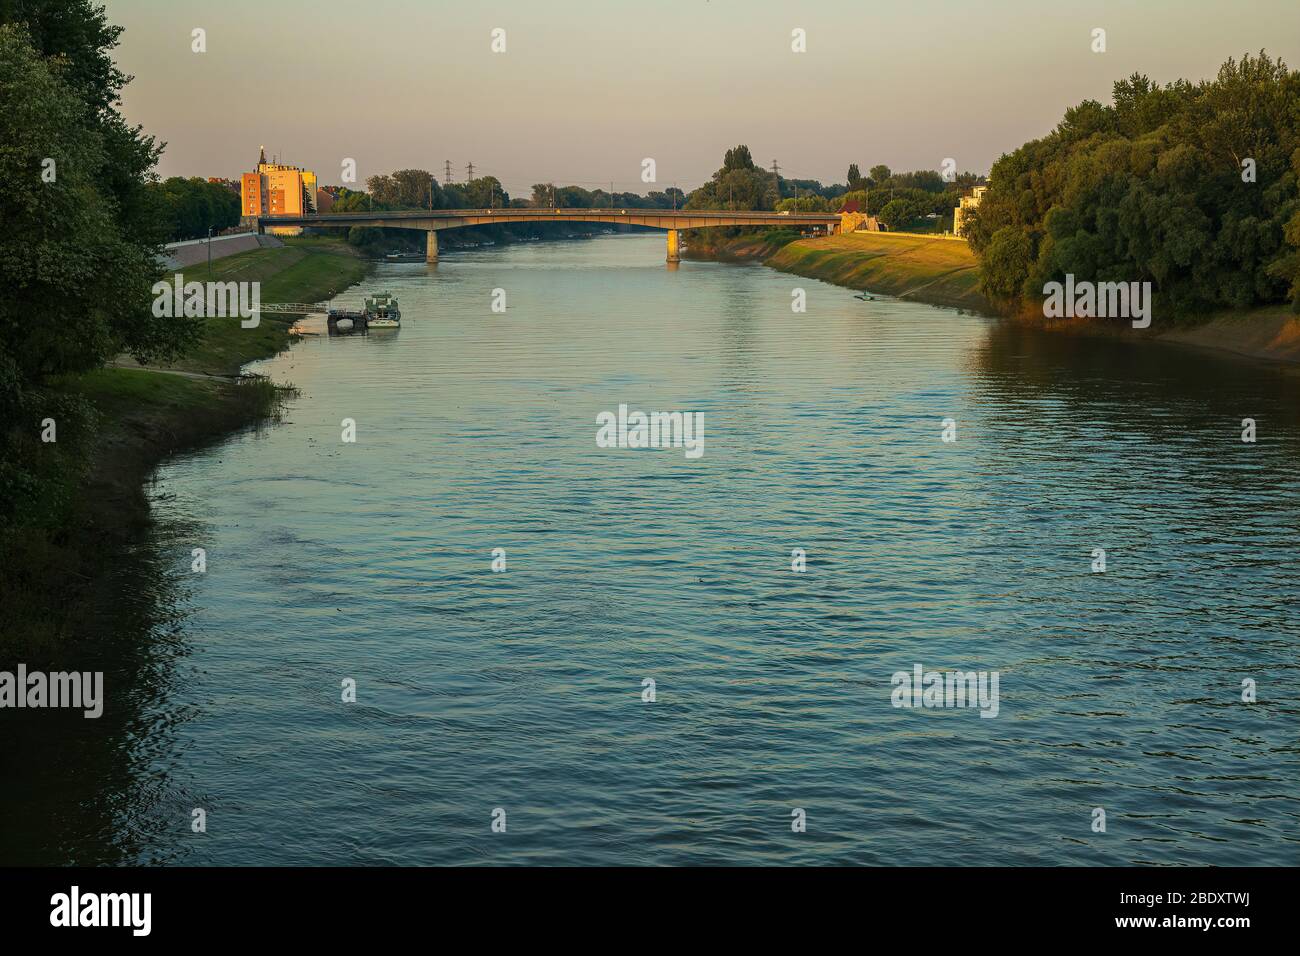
[156,237,368,375]
[769,232,990,312]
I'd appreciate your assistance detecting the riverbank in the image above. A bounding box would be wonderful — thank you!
[1,237,368,664]
[689,229,1300,366]
[686,230,993,314]
[1044,304,1300,368]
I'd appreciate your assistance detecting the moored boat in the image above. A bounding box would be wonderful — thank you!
[365,292,401,329]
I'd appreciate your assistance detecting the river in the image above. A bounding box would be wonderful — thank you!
[5,233,1299,865]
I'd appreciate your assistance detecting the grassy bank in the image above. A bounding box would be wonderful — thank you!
[137,236,368,376]
[766,232,992,313]
[685,229,992,314]
[691,230,1300,367]
[2,237,368,664]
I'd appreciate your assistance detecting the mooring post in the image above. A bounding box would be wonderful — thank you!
[426,230,438,262]
[666,229,680,263]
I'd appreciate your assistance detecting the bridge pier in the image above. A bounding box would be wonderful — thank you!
[426,230,438,262]
[666,229,680,263]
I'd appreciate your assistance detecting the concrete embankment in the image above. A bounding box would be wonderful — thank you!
[162,231,283,269]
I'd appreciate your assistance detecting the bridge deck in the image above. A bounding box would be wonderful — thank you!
[255,208,841,262]
[257,208,841,229]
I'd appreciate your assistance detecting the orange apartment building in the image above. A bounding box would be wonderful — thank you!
[241,146,317,235]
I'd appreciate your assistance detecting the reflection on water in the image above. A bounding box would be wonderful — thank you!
[4,235,1298,865]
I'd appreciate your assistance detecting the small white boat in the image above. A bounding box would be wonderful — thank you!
[365,292,401,329]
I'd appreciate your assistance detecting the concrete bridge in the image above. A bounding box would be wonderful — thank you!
[255,208,842,261]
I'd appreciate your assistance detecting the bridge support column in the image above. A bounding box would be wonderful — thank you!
[666,229,680,263]
[426,230,438,262]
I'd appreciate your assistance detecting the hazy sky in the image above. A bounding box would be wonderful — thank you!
[105,0,1300,195]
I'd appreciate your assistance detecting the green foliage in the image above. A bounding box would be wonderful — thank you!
[838,189,870,210]
[332,187,377,213]
[980,227,1035,301]
[686,143,778,210]
[527,183,684,209]
[968,52,1300,317]
[0,387,96,531]
[347,225,384,249]
[878,199,912,231]
[0,4,196,533]
[363,170,509,210]
[459,175,507,208]
[782,177,842,200]
[890,169,947,192]
[723,145,755,172]
[776,195,831,213]
[769,232,989,312]
[148,176,240,240]
[156,240,367,375]
[367,168,443,208]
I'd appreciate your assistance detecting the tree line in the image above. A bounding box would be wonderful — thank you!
[2,1,195,536]
[149,177,241,241]
[336,145,982,235]
[963,51,1300,318]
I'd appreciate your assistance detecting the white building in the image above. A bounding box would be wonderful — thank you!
[953,185,987,238]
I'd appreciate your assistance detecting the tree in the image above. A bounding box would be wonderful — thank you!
[967,51,1300,317]
[686,144,778,211]
[555,185,593,207]
[367,169,441,208]
[332,187,375,212]
[776,195,831,213]
[646,187,684,209]
[149,177,240,240]
[0,21,184,382]
[846,164,863,190]
[868,164,891,186]
[723,144,755,171]
[0,6,189,532]
[879,199,913,231]
[462,175,507,207]
[531,183,556,207]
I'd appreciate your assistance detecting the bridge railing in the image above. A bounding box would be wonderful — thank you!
[258,208,842,225]
[258,302,332,314]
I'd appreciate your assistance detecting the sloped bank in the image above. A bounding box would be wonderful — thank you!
[2,238,369,664]
[686,230,993,314]
[688,230,1300,366]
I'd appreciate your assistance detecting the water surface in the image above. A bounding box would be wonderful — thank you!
[5,234,1299,865]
